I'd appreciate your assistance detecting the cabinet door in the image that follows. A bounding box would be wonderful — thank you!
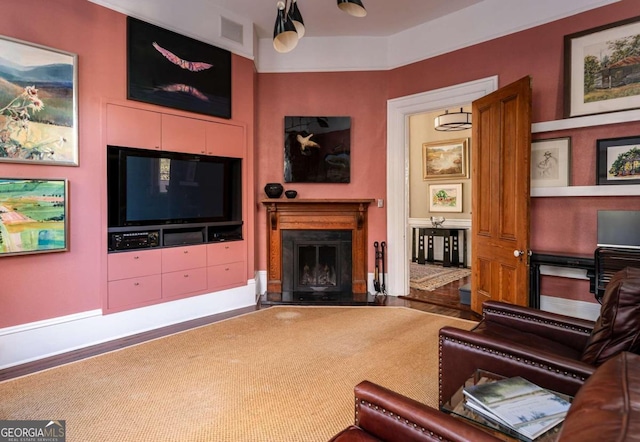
[207,241,246,266]
[162,268,208,298]
[106,104,161,150]
[162,245,207,273]
[206,122,244,158]
[108,275,162,310]
[207,261,245,291]
[108,249,162,281]
[161,114,207,154]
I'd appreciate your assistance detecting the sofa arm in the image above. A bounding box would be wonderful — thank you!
[439,326,596,406]
[481,301,595,351]
[330,380,500,442]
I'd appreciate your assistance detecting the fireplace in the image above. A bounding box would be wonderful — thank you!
[261,199,373,303]
[282,230,352,297]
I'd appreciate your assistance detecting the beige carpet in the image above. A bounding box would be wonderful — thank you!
[409,262,471,291]
[0,306,476,442]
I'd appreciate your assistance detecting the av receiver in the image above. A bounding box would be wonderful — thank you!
[109,231,160,251]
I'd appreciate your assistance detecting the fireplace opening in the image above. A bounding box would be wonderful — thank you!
[282,230,352,299]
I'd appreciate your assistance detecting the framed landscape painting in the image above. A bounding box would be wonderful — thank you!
[127,17,232,119]
[0,178,68,256]
[596,135,640,185]
[565,16,640,117]
[429,183,462,213]
[422,138,469,180]
[0,35,78,165]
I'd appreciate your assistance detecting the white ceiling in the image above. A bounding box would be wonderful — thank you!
[215,0,485,39]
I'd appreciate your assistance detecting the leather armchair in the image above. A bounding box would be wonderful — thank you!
[439,266,640,407]
[328,380,500,442]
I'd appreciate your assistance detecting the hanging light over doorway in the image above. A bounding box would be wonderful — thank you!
[434,108,472,131]
[273,0,367,53]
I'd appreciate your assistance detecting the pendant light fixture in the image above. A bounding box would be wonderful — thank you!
[289,0,305,38]
[273,1,298,53]
[272,0,367,52]
[337,0,367,17]
[434,108,472,131]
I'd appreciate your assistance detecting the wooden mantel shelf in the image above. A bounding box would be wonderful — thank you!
[261,199,374,296]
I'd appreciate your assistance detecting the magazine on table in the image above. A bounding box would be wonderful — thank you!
[463,376,570,440]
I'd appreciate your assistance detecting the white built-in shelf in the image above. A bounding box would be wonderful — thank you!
[532,108,640,133]
[531,110,640,197]
[532,185,640,197]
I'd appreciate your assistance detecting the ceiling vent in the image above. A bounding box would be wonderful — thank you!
[220,16,243,45]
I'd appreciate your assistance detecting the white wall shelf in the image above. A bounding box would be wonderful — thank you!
[532,108,640,133]
[531,110,640,197]
[532,184,640,197]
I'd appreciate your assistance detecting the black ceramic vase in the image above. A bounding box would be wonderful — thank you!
[264,183,284,198]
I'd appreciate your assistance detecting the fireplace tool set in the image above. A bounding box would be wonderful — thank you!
[373,241,387,298]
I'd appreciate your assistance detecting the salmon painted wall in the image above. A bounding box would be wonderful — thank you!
[255,71,389,272]
[0,0,255,328]
[257,0,640,302]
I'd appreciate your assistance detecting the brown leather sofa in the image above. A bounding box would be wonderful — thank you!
[329,352,640,441]
[439,266,640,406]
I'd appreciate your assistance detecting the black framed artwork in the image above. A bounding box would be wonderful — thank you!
[127,17,231,119]
[284,116,351,183]
[596,135,640,185]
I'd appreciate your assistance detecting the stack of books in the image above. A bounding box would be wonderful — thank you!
[463,376,571,441]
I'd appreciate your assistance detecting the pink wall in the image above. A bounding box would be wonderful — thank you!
[0,0,255,328]
[255,71,389,271]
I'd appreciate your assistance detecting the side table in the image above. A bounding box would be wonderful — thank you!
[412,227,467,268]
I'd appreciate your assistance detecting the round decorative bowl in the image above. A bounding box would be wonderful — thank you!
[285,190,297,199]
[264,183,284,198]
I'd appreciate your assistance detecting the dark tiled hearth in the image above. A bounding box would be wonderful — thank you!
[260,291,387,306]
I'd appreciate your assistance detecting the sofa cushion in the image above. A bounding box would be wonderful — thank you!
[558,352,640,441]
[581,267,640,366]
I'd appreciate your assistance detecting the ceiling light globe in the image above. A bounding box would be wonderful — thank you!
[337,0,367,17]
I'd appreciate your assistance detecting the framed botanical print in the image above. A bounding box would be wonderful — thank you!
[596,135,640,185]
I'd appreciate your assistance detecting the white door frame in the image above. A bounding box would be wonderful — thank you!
[385,76,498,296]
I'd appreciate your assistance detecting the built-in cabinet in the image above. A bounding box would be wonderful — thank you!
[105,103,244,157]
[104,101,247,314]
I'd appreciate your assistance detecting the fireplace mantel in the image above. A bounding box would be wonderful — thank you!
[261,199,374,296]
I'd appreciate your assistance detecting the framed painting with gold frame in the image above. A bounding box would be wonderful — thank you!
[422,138,469,180]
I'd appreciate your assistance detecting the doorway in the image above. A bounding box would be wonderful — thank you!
[385,76,498,297]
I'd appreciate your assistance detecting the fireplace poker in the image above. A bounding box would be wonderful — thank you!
[381,241,386,295]
[373,241,381,293]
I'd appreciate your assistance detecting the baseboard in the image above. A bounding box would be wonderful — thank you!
[0,281,256,370]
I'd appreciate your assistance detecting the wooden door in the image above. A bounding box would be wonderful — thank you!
[471,76,532,314]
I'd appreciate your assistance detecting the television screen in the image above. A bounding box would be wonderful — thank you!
[108,146,237,227]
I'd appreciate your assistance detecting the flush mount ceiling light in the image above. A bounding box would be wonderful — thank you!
[273,0,366,53]
[434,108,472,131]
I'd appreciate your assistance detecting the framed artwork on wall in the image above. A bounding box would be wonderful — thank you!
[596,135,640,185]
[429,183,462,212]
[127,17,232,119]
[284,116,351,183]
[531,137,571,188]
[0,35,78,166]
[422,138,469,180]
[565,15,640,118]
[0,178,68,257]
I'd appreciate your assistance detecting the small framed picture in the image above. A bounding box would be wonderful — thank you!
[422,138,469,180]
[429,183,462,212]
[531,137,571,188]
[596,135,640,185]
[0,178,69,256]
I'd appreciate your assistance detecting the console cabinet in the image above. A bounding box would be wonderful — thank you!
[105,103,244,158]
[106,242,246,313]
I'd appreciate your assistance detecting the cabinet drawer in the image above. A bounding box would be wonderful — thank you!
[162,245,207,273]
[206,122,244,158]
[108,250,162,281]
[207,241,246,266]
[207,261,245,290]
[108,275,162,309]
[162,267,208,298]
[106,104,161,150]
[161,114,206,154]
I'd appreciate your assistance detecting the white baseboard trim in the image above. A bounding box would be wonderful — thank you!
[0,281,256,370]
[540,295,600,321]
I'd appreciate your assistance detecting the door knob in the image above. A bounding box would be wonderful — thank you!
[514,250,531,258]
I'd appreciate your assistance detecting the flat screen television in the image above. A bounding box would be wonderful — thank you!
[107,146,241,228]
